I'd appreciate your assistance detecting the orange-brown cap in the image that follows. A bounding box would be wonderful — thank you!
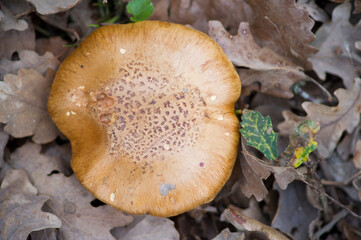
[48,21,241,217]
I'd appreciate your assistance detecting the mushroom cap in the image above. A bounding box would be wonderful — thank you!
[48,21,241,217]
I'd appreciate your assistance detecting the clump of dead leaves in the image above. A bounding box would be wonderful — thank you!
[1,0,361,239]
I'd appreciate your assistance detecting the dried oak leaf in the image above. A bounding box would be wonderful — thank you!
[0,169,61,240]
[221,205,289,240]
[25,0,81,15]
[10,142,133,240]
[0,0,31,31]
[0,50,59,80]
[208,20,311,99]
[272,181,318,240]
[240,138,300,201]
[310,2,361,89]
[123,215,179,240]
[278,78,361,158]
[151,0,316,69]
[0,21,35,59]
[0,68,59,144]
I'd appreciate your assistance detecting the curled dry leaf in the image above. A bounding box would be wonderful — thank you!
[0,169,61,240]
[0,21,35,59]
[310,2,361,89]
[0,68,59,144]
[0,50,59,80]
[278,78,361,158]
[272,181,318,240]
[222,205,289,240]
[10,142,133,240]
[123,215,179,240]
[25,0,81,15]
[152,0,316,69]
[297,0,329,23]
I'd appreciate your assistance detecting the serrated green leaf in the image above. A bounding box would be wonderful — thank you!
[126,0,154,22]
[240,110,278,160]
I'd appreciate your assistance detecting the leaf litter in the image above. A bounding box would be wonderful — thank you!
[1,0,361,239]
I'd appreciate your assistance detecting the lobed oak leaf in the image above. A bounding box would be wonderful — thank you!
[0,169,61,240]
[310,2,361,89]
[0,22,35,59]
[0,50,59,80]
[10,142,134,240]
[208,21,311,98]
[0,68,59,144]
[151,0,316,69]
[278,79,361,158]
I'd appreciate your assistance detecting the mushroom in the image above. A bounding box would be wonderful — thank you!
[48,21,241,217]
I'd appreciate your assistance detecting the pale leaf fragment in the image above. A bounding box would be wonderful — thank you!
[0,0,30,31]
[212,228,244,240]
[0,68,58,143]
[10,142,134,240]
[0,169,61,240]
[278,79,361,158]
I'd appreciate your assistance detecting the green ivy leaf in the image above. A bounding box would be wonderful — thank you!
[126,0,154,22]
[240,109,278,160]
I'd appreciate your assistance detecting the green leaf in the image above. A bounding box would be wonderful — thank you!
[281,120,320,168]
[126,0,154,22]
[240,109,278,160]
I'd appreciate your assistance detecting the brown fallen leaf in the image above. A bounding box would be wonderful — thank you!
[310,2,361,89]
[212,228,245,240]
[0,50,59,80]
[151,0,316,69]
[123,215,179,240]
[10,142,134,240]
[208,21,313,99]
[0,21,35,59]
[208,21,299,71]
[221,205,289,240]
[238,68,310,99]
[0,68,59,144]
[68,0,97,39]
[0,168,61,240]
[240,137,300,201]
[239,138,271,201]
[278,78,361,158]
[272,181,318,240]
